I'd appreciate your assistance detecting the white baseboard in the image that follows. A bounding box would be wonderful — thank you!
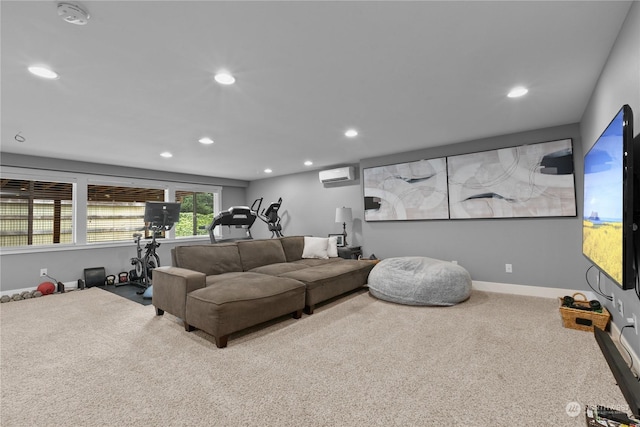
[472,280,597,300]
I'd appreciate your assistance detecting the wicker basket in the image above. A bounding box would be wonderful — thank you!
[559,292,610,332]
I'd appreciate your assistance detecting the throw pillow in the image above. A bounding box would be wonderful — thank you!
[302,236,329,259]
[327,236,339,258]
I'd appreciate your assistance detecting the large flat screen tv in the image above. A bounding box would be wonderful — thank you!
[582,105,635,289]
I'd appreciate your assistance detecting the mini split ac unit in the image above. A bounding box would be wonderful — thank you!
[319,166,355,184]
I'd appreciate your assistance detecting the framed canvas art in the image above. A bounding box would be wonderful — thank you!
[363,158,449,221]
[446,139,577,219]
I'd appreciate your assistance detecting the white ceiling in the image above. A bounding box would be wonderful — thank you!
[0,1,632,181]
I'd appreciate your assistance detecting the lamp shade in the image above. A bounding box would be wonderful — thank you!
[335,207,352,223]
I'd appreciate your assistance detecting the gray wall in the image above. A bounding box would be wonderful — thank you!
[580,1,640,350]
[249,124,587,290]
[247,169,362,242]
[0,153,249,189]
[247,2,640,300]
[0,156,247,292]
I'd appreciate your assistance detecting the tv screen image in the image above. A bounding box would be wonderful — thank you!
[582,105,635,289]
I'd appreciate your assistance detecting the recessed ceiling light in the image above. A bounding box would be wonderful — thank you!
[28,66,59,79]
[264,168,273,174]
[345,129,358,138]
[507,86,529,98]
[160,152,173,158]
[214,72,235,85]
[304,160,313,166]
[199,137,214,145]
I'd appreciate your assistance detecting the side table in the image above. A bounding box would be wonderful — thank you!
[338,246,362,260]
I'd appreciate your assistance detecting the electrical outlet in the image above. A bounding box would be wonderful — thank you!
[40,268,47,277]
[505,264,512,273]
[618,299,624,316]
[633,314,639,335]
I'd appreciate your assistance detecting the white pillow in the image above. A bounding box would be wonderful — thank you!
[302,236,329,259]
[327,236,339,258]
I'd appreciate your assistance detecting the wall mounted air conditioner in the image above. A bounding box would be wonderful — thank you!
[319,166,355,184]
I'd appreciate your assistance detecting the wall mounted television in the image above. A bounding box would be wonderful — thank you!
[582,104,636,289]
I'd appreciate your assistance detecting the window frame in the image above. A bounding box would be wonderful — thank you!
[174,185,222,240]
[0,167,222,254]
[86,179,168,244]
[1,168,78,252]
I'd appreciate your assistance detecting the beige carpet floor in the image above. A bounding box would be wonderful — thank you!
[0,287,628,426]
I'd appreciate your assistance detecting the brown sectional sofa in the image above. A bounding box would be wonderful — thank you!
[152,236,375,348]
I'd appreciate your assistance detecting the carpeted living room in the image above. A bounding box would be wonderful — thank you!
[2,1,640,426]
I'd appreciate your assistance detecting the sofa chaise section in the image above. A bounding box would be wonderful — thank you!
[185,272,305,348]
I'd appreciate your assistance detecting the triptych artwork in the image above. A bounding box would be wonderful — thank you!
[363,139,577,221]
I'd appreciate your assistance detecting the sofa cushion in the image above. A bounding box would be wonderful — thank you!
[249,263,309,276]
[173,243,242,276]
[280,260,375,307]
[193,272,304,305]
[279,236,304,262]
[291,258,342,267]
[205,271,255,287]
[237,239,287,271]
[280,261,370,290]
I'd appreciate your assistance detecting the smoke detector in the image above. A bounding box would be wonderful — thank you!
[57,2,90,25]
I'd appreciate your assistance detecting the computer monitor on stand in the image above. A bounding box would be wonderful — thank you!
[144,202,181,231]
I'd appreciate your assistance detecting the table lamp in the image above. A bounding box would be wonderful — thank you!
[335,207,352,246]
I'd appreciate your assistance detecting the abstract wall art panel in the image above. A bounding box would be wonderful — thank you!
[363,158,449,221]
[446,139,577,219]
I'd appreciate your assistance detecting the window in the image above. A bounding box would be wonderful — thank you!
[0,178,74,247]
[2,169,221,249]
[175,190,216,237]
[87,184,164,243]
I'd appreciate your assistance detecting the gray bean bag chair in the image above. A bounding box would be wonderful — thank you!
[368,257,471,306]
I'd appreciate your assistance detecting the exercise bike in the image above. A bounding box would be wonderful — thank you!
[116,230,161,295]
[117,202,180,299]
[134,231,160,286]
